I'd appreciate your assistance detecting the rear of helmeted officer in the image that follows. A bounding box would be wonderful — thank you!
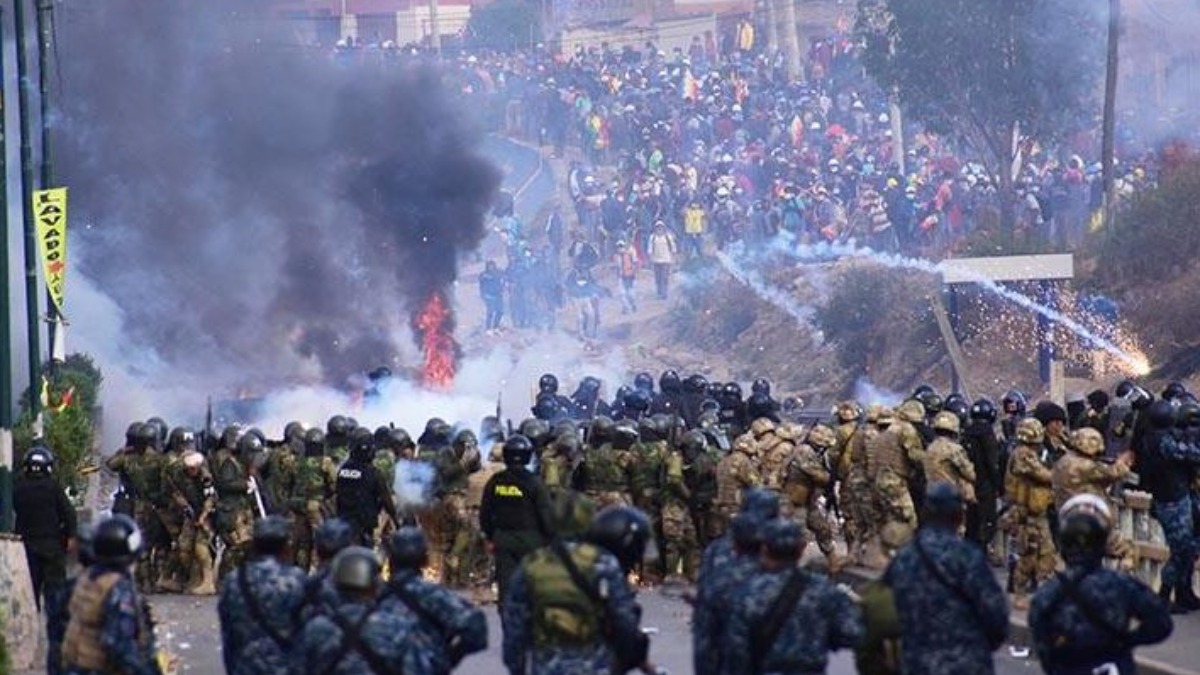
[1029,495,1173,675]
[14,445,77,610]
[502,503,656,675]
[480,435,552,604]
[335,431,399,547]
[61,514,162,675]
[218,515,307,675]
[291,546,435,675]
[382,526,489,674]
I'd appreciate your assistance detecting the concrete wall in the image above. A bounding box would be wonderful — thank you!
[0,535,40,671]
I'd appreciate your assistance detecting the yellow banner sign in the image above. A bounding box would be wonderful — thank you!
[34,187,68,311]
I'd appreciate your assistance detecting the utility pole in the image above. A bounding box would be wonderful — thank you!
[37,0,60,374]
[428,0,441,55]
[1100,0,1120,230]
[0,3,16,533]
[779,0,800,80]
[13,0,43,424]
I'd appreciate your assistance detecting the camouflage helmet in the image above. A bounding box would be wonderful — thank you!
[750,417,776,437]
[1015,417,1045,445]
[1069,427,1105,456]
[733,433,758,456]
[875,406,895,427]
[806,424,836,449]
[931,411,961,435]
[897,399,926,424]
[835,401,862,423]
[548,490,596,539]
[775,422,804,442]
[864,404,885,424]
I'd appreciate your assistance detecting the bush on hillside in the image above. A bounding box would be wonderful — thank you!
[1096,158,1200,285]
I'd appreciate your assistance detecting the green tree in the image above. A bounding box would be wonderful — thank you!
[856,0,1104,228]
[464,0,541,52]
[14,353,104,497]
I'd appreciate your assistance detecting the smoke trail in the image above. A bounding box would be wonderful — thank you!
[56,0,499,389]
[852,377,906,407]
[713,250,818,329]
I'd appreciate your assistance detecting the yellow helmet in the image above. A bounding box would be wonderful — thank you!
[932,411,961,435]
[897,399,926,424]
[750,417,777,437]
[1015,417,1045,445]
[807,424,836,449]
[1069,427,1105,456]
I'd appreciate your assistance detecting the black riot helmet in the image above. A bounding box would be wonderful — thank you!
[1147,400,1176,429]
[134,423,160,451]
[1001,390,1027,416]
[1163,381,1189,402]
[167,426,196,453]
[518,417,551,447]
[722,382,743,402]
[969,398,997,423]
[145,417,169,451]
[659,370,682,393]
[684,373,708,394]
[304,428,327,458]
[706,381,724,400]
[580,375,602,394]
[944,396,969,423]
[746,393,775,421]
[327,415,351,439]
[502,435,534,466]
[23,446,55,474]
[331,546,381,593]
[315,518,355,560]
[623,390,651,415]
[252,515,292,556]
[284,421,306,444]
[220,424,243,451]
[633,372,655,393]
[538,373,559,395]
[1178,401,1200,429]
[387,526,429,571]
[751,378,771,396]
[237,433,264,456]
[588,506,653,574]
[374,425,393,449]
[532,394,567,422]
[125,422,141,446]
[916,390,943,416]
[680,430,707,461]
[92,514,144,566]
[349,428,376,462]
[419,418,452,446]
[1114,380,1136,399]
[388,428,416,452]
[911,384,936,399]
[612,421,639,450]
[637,416,660,442]
[589,416,615,445]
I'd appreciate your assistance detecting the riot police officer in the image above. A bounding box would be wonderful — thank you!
[14,445,77,610]
[479,435,552,604]
[335,431,399,547]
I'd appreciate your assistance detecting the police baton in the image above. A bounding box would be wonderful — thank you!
[247,475,268,518]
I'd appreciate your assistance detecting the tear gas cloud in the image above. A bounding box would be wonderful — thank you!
[56,0,500,406]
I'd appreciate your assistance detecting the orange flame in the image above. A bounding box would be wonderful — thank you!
[415,291,457,389]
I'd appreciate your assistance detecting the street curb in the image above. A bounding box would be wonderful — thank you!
[838,565,1200,675]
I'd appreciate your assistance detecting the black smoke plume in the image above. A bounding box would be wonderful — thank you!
[55,0,500,388]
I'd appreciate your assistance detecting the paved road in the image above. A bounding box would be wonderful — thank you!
[146,589,1041,675]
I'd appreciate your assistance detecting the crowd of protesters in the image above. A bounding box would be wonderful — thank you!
[333,16,1171,334]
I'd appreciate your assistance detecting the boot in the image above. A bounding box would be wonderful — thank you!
[187,561,217,596]
[1175,581,1200,612]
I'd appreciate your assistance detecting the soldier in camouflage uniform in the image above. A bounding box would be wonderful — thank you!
[661,430,702,582]
[1029,495,1172,674]
[260,431,298,517]
[693,491,778,675]
[105,422,170,592]
[578,419,635,509]
[212,428,259,578]
[630,417,668,581]
[372,427,415,544]
[710,433,762,540]
[217,516,307,675]
[164,449,217,595]
[866,400,926,556]
[416,418,455,582]
[440,428,482,587]
[324,416,352,468]
[383,526,489,674]
[540,432,576,492]
[724,518,864,674]
[883,483,1009,674]
[923,412,978,509]
[463,442,505,592]
[682,429,719,548]
[290,429,337,572]
[1005,417,1058,607]
[292,547,436,675]
[502,505,654,675]
[844,406,888,566]
[751,417,792,490]
[1052,426,1136,570]
[827,401,862,515]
